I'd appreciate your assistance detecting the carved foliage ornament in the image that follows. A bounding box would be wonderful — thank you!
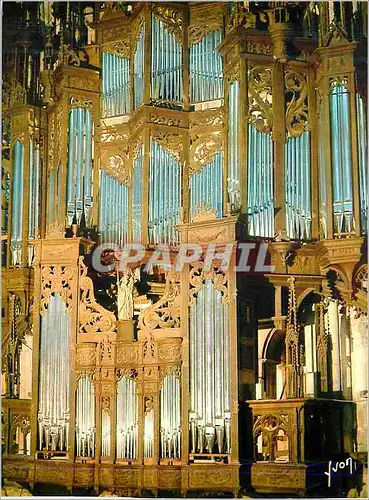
[189,134,223,175]
[100,151,130,185]
[285,71,310,137]
[138,271,181,331]
[189,263,229,305]
[152,132,183,163]
[248,66,273,133]
[79,260,116,334]
[152,6,183,43]
[40,265,74,315]
[102,40,130,59]
[70,97,92,110]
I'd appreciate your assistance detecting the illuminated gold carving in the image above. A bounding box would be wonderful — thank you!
[189,264,229,305]
[152,5,183,43]
[189,134,222,174]
[138,272,181,331]
[248,66,273,133]
[285,71,309,137]
[40,265,74,315]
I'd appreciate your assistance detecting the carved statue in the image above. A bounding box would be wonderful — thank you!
[117,269,135,321]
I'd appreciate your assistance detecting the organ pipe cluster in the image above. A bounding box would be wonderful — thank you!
[189,30,224,103]
[247,125,274,238]
[151,15,183,103]
[189,280,231,455]
[76,376,96,458]
[190,152,223,221]
[38,294,70,452]
[116,376,138,460]
[66,107,93,226]
[99,170,129,247]
[101,52,130,118]
[285,132,312,240]
[10,141,24,266]
[160,374,181,459]
[148,139,181,245]
[133,24,145,110]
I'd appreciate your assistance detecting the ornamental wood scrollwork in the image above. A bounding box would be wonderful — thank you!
[160,364,181,381]
[317,300,329,392]
[189,264,229,305]
[152,5,183,43]
[158,343,182,363]
[70,97,92,110]
[226,3,257,33]
[189,134,223,175]
[138,272,181,331]
[79,260,116,334]
[248,66,273,134]
[76,369,96,382]
[76,345,96,366]
[100,151,131,185]
[354,264,368,293]
[152,132,183,163]
[285,71,310,137]
[40,265,74,315]
[116,368,138,381]
[101,126,129,143]
[102,40,130,59]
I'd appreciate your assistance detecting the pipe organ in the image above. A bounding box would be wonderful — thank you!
[2,2,367,498]
[38,293,70,454]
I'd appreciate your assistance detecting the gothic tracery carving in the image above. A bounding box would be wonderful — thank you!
[248,66,273,133]
[189,264,229,305]
[285,71,310,137]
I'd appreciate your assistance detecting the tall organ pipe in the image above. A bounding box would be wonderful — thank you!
[228,81,240,210]
[132,145,144,243]
[134,24,145,110]
[356,93,367,233]
[247,125,274,237]
[38,293,70,452]
[10,140,24,266]
[189,280,231,454]
[329,83,354,235]
[189,152,223,221]
[189,30,223,103]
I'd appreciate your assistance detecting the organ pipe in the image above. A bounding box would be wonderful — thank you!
[329,82,354,235]
[148,138,181,245]
[132,145,144,243]
[189,30,223,103]
[101,52,130,118]
[247,125,274,237]
[318,107,328,239]
[10,141,24,266]
[151,15,183,103]
[189,280,231,455]
[38,293,70,452]
[189,152,223,221]
[228,81,240,210]
[67,107,93,226]
[28,139,40,240]
[134,23,145,110]
[116,376,138,460]
[101,409,111,457]
[76,376,95,458]
[356,93,367,233]
[160,374,181,459]
[285,132,311,240]
[99,170,129,247]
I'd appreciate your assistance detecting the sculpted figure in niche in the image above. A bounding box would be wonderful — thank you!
[117,269,135,321]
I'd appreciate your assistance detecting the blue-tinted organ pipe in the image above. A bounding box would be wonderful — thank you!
[101,52,130,118]
[10,141,24,265]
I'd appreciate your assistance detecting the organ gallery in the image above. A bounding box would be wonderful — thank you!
[1,1,368,497]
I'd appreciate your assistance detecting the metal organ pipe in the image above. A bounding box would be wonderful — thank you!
[134,24,145,110]
[148,139,181,245]
[329,83,354,235]
[228,81,240,210]
[38,293,70,452]
[189,280,231,455]
[189,152,223,221]
[285,132,311,240]
[189,29,223,103]
[247,125,274,237]
[10,141,24,266]
[356,93,367,233]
